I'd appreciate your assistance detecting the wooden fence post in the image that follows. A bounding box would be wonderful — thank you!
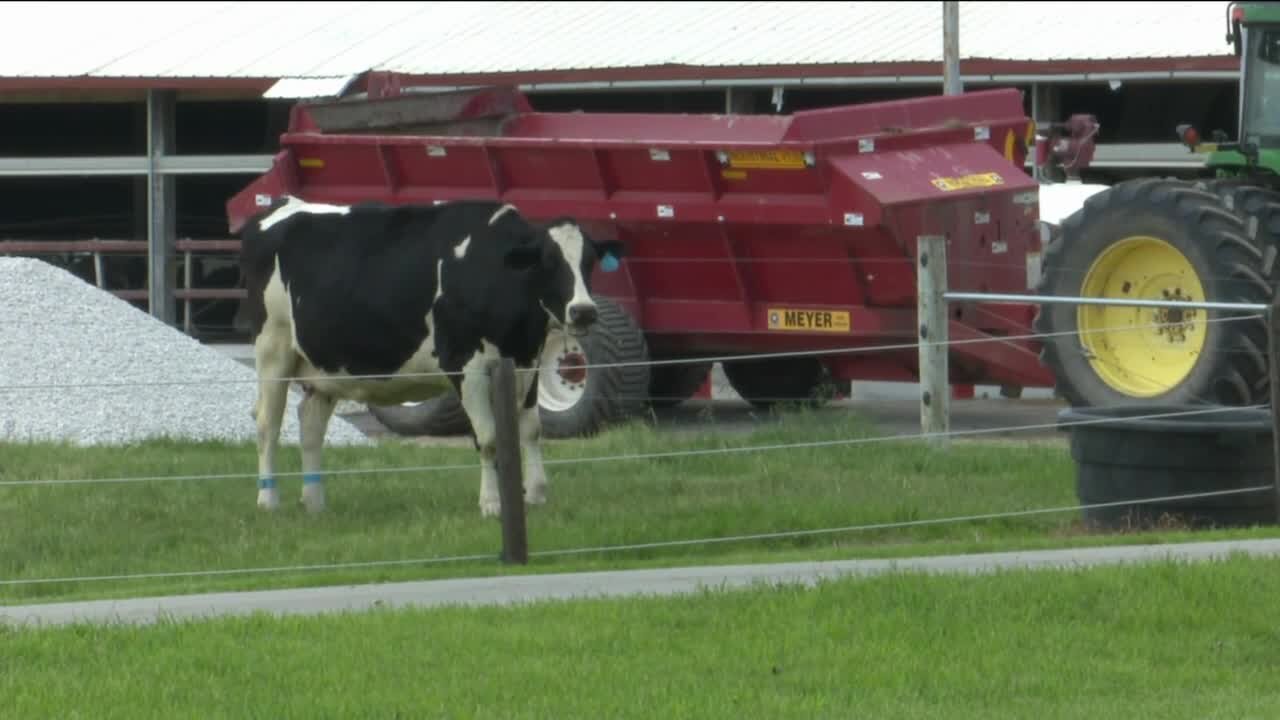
[917,235,950,449]
[489,357,529,564]
[1267,300,1280,524]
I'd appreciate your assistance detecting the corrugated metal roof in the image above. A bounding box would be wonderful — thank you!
[0,1,1236,82]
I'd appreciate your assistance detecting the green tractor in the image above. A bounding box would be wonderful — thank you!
[1034,1,1280,409]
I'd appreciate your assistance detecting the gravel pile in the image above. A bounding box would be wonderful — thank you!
[0,257,370,447]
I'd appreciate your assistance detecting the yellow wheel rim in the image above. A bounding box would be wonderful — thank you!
[1077,235,1207,397]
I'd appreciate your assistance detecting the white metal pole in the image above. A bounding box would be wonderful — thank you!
[943,1,962,95]
[918,235,950,449]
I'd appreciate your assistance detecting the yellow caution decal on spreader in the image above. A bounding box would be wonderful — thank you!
[728,150,808,170]
[931,172,1004,192]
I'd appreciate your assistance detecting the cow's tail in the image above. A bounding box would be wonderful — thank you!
[233,219,273,340]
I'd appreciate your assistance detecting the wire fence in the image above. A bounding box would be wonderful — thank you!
[8,239,1276,280]
[0,402,1264,490]
[1,483,1271,588]
[0,312,1263,390]
[1,302,1275,593]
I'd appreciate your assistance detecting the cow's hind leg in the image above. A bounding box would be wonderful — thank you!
[297,387,337,513]
[253,328,297,511]
[458,361,501,518]
[518,364,548,507]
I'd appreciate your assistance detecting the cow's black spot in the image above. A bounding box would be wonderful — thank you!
[237,199,599,383]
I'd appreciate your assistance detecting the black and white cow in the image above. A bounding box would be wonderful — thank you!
[236,196,622,517]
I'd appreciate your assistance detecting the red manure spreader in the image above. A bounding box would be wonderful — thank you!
[227,80,1061,439]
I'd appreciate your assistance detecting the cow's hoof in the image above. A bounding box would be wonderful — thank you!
[525,489,547,507]
[301,485,326,514]
[257,489,280,511]
[480,497,502,519]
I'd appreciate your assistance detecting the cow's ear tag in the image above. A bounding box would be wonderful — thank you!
[601,253,620,272]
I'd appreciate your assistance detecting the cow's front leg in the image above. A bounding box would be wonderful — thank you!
[459,366,501,519]
[297,387,337,513]
[518,367,548,507]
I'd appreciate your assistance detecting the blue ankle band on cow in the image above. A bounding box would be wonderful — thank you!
[303,472,323,485]
[258,477,276,490]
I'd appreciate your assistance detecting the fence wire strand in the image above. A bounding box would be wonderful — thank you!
[0,312,1263,391]
[1,483,1270,588]
[0,403,1265,489]
[5,247,1272,288]
[1,299,1274,589]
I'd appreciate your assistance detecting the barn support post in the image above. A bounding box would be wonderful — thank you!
[183,250,195,334]
[917,235,950,449]
[725,86,756,115]
[146,89,177,326]
[489,357,529,564]
[1267,301,1280,523]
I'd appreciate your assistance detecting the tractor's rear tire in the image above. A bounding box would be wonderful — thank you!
[1033,177,1273,408]
[1192,179,1280,268]
[721,356,838,411]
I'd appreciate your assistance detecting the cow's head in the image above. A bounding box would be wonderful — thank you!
[504,218,625,337]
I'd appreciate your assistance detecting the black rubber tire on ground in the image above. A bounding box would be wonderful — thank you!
[1033,177,1274,408]
[538,296,651,439]
[1061,404,1276,530]
[368,394,472,437]
[999,385,1023,399]
[720,355,837,411]
[647,361,713,409]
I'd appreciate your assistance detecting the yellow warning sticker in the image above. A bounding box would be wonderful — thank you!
[931,172,1005,192]
[298,158,325,169]
[727,150,808,170]
[767,308,851,333]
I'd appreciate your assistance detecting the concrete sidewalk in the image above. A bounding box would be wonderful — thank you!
[5,538,1279,628]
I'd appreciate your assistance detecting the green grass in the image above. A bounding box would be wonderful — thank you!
[3,408,1277,605]
[6,554,1280,719]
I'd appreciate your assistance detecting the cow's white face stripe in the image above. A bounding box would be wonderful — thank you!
[258,195,350,232]
[547,223,593,311]
[454,234,471,259]
[488,204,517,225]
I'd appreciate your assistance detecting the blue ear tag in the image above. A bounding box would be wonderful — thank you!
[601,253,620,272]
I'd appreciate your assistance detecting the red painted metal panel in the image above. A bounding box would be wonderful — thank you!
[947,320,1055,387]
[784,89,1028,142]
[827,143,1037,209]
[225,85,1056,390]
[504,112,793,145]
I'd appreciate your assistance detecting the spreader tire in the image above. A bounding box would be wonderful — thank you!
[720,356,837,411]
[647,361,713,408]
[537,296,650,439]
[1033,177,1273,408]
[368,395,472,437]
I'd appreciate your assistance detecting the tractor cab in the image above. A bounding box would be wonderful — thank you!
[1234,2,1280,152]
[1178,2,1280,177]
